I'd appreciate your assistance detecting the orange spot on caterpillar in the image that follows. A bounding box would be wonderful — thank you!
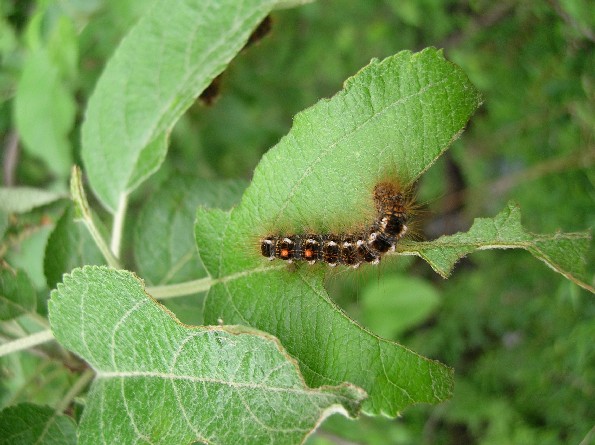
[260,180,416,268]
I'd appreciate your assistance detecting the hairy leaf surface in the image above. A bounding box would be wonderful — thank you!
[49,267,366,445]
[134,175,246,286]
[400,202,593,292]
[195,48,481,416]
[14,49,75,178]
[0,403,76,445]
[44,205,105,289]
[81,0,283,212]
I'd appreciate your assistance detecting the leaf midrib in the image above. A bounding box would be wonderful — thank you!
[128,7,267,190]
[95,370,354,400]
[270,76,451,226]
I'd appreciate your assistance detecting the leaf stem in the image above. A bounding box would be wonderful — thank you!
[147,277,213,299]
[146,265,286,299]
[110,193,128,259]
[0,329,54,357]
[70,166,122,269]
[55,369,95,414]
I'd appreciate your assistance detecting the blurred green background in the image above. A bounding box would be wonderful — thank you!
[1,0,593,444]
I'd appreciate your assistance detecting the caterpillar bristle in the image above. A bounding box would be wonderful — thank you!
[260,181,414,268]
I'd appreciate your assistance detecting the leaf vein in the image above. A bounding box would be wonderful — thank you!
[272,76,450,224]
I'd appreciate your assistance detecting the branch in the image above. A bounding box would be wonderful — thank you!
[0,329,55,357]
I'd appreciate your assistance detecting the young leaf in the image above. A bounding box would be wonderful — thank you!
[4,227,54,291]
[0,187,66,214]
[197,210,453,417]
[81,0,284,212]
[0,265,36,321]
[360,275,441,339]
[0,403,76,445]
[44,205,105,289]
[134,175,246,286]
[400,202,593,293]
[13,49,75,178]
[195,48,481,416]
[49,266,366,444]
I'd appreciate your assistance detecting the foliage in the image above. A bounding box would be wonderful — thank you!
[50,266,365,444]
[0,0,592,444]
[0,402,76,445]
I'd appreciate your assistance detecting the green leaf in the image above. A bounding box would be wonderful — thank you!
[5,226,54,291]
[274,0,316,9]
[0,403,76,445]
[0,352,77,410]
[401,202,593,293]
[81,0,283,212]
[0,187,66,214]
[195,48,480,416]
[360,275,441,339]
[44,205,105,289]
[49,266,366,444]
[0,15,17,58]
[46,16,78,84]
[197,210,453,417]
[0,265,36,321]
[13,49,75,178]
[134,174,246,286]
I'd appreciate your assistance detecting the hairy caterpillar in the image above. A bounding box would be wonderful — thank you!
[260,182,411,268]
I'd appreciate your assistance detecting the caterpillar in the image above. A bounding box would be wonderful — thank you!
[260,182,410,268]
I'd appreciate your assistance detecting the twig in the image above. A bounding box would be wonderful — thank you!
[2,130,19,186]
[147,264,285,300]
[439,1,516,50]
[548,0,595,42]
[0,329,55,357]
[147,276,213,299]
[440,148,595,214]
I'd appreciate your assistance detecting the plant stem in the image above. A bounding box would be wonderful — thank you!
[147,277,213,299]
[70,166,122,269]
[83,217,121,269]
[147,265,286,299]
[0,329,54,357]
[2,130,19,186]
[110,193,128,259]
